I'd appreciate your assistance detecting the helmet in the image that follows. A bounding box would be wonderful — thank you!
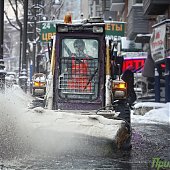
[74,39,85,50]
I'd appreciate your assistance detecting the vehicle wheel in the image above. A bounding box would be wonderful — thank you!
[114,102,131,150]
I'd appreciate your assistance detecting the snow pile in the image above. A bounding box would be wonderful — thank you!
[134,102,166,109]
[26,108,122,140]
[0,86,123,156]
[132,102,170,124]
[4,86,122,140]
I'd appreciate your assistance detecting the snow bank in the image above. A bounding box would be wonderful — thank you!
[134,102,166,109]
[132,102,170,124]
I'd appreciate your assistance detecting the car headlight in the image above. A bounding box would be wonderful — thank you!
[34,82,46,87]
[34,82,40,87]
[113,91,126,98]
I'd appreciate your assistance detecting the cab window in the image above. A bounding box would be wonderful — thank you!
[58,38,99,100]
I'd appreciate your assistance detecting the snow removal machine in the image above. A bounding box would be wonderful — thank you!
[44,15,135,149]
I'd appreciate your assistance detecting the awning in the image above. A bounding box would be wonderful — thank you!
[134,34,151,43]
[110,3,125,12]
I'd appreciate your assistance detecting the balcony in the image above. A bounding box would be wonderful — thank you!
[110,0,125,12]
[143,0,170,15]
[127,5,149,40]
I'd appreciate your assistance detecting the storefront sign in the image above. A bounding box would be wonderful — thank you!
[150,24,166,62]
[105,22,125,39]
[40,21,125,42]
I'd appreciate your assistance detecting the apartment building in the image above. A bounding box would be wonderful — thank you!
[88,0,170,102]
[88,0,169,40]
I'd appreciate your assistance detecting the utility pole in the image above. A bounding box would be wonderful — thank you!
[0,0,6,92]
[19,0,28,93]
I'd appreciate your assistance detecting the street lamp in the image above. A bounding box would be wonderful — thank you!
[19,67,28,93]
[30,3,44,76]
[19,0,28,93]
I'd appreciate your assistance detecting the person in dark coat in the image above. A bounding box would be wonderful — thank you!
[121,66,137,105]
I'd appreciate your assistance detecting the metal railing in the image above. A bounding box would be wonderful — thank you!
[58,57,99,96]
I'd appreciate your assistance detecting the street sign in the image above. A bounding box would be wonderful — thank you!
[40,22,56,42]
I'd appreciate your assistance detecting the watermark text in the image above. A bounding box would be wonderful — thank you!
[152,157,170,170]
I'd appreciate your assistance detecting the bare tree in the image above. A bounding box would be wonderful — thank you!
[4,0,65,73]
[4,0,23,35]
[4,0,23,73]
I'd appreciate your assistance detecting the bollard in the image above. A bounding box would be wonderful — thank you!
[19,68,28,93]
[165,58,170,102]
[154,67,160,102]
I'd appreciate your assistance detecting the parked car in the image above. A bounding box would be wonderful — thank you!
[32,73,46,96]
[5,71,18,87]
[134,68,165,97]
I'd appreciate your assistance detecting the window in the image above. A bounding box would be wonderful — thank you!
[58,38,99,100]
[135,0,142,3]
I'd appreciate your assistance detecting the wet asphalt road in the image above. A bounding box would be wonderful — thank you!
[0,122,169,169]
[0,98,169,170]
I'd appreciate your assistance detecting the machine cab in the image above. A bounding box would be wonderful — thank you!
[53,20,106,110]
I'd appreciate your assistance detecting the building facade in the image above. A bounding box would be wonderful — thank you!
[87,0,170,41]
